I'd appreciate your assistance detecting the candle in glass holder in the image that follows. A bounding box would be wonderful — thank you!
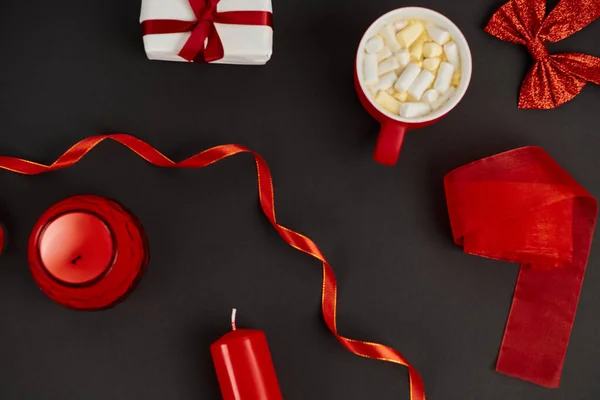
[28,195,148,310]
[211,309,283,400]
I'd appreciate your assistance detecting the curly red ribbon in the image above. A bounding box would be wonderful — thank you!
[445,146,597,387]
[141,0,273,62]
[0,134,425,399]
[485,0,600,109]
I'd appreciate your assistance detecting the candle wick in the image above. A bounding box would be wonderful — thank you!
[231,308,237,331]
[71,255,82,265]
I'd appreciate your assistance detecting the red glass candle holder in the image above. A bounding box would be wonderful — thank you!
[28,195,148,310]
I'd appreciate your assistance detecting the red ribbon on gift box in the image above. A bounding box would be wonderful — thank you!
[0,134,425,400]
[445,146,597,387]
[141,0,273,62]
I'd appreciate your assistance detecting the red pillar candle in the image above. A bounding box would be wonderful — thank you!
[211,309,283,400]
[28,195,148,310]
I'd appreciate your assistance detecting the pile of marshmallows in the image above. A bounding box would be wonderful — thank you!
[362,19,461,119]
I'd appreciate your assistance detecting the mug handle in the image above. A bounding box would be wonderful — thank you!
[373,121,407,166]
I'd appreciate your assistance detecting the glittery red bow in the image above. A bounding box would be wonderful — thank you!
[141,0,272,62]
[485,0,600,109]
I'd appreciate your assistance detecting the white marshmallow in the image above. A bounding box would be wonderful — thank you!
[408,70,435,101]
[378,57,399,75]
[365,36,384,54]
[394,19,409,31]
[410,40,424,61]
[394,63,421,92]
[422,89,439,104]
[431,86,456,110]
[400,102,431,118]
[423,42,443,58]
[426,25,451,45]
[363,54,379,85]
[394,49,411,68]
[422,57,441,72]
[393,91,409,102]
[377,46,392,62]
[443,41,460,69]
[375,91,401,114]
[372,71,397,92]
[396,22,424,48]
[451,70,461,87]
[433,61,454,94]
[380,23,401,52]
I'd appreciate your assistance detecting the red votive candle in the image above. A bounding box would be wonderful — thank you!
[210,309,283,400]
[38,211,114,285]
[28,195,148,310]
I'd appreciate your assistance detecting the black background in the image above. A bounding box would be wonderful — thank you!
[0,0,599,399]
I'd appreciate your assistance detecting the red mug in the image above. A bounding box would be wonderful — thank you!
[355,7,472,166]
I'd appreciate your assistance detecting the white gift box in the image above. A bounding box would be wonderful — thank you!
[140,0,273,65]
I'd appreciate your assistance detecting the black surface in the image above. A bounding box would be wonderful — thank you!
[0,0,599,399]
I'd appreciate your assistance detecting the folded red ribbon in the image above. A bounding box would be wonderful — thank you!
[0,134,425,400]
[141,0,273,62]
[485,0,600,109]
[445,146,597,387]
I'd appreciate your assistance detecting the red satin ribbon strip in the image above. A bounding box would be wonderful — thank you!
[0,134,425,400]
[141,20,197,35]
[445,146,597,387]
[485,0,600,109]
[141,0,273,62]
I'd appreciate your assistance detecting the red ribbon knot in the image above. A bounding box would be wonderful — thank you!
[526,36,548,61]
[141,0,273,63]
[445,146,597,388]
[198,0,218,21]
[485,0,600,109]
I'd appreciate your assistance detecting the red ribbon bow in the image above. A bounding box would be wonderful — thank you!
[141,0,273,62]
[485,0,600,109]
[445,146,597,387]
